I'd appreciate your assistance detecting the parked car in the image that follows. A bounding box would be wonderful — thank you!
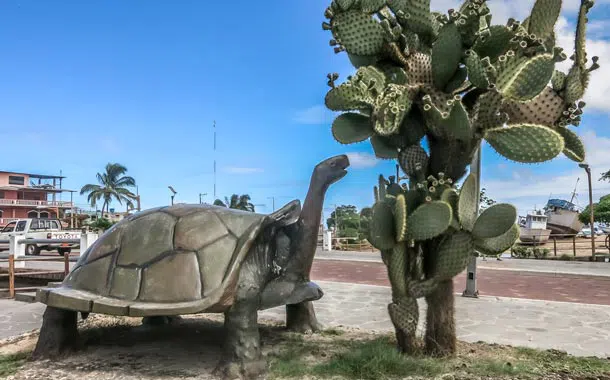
[0,218,81,256]
[577,226,605,238]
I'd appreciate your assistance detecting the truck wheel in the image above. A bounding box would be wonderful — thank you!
[26,244,40,256]
[57,248,71,256]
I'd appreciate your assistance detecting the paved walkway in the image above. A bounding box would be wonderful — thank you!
[2,281,609,358]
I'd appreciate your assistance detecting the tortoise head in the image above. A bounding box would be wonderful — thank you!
[312,154,350,189]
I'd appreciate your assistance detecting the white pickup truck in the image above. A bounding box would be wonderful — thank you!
[0,218,81,256]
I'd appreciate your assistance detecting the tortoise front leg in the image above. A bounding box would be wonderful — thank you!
[32,306,81,359]
[215,300,266,379]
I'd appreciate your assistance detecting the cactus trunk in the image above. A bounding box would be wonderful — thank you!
[424,280,456,356]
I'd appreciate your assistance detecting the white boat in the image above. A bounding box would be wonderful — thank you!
[544,199,584,235]
[543,180,584,236]
[518,212,552,245]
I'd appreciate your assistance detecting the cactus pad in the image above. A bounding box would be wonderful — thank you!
[465,50,490,89]
[472,203,517,239]
[556,126,586,163]
[473,90,507,132]
[398,145,429,177]
[407,278,437,298]
[325,83,373,111]
[374,84,417,136]
[369,200,396,250]
[407,200,452,241]
[475,223,519,256]
[527,0,562,40]
[388,297,419,336]
[496,54,556,102]
[484,124,564,163]
[389,242,408,296]
[458,173,477,232]
[332,112,374,144]
[434,231,474,280]
[431,22,463,90]
[472,25,512,62]
[502,87,564,126]
[331,11,385,56]
[371,135,399,159]
[395,194,408,242]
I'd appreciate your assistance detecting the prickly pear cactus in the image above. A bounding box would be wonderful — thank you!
[322,0,597,354]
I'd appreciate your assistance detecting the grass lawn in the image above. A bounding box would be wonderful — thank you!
[0,352,28,378]
[268,330,610,379]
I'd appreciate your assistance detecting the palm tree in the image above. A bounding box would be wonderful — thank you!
[213,194,256,212]
[80,163,137,216]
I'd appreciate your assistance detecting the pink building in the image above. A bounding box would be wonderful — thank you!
[0,171,75,226]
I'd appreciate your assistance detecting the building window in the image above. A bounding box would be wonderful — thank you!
[39,211,50,218]
[0,191,4,199]
[27,210,38,218]
[8,176,25,185]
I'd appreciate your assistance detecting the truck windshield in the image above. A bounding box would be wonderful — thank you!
[15,221,27,232]
[1,222,16,233]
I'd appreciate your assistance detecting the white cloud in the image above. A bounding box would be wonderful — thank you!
[223,167,264,174]
[346,152,379,168]
[482,130,610,216]
[293,105,335,125]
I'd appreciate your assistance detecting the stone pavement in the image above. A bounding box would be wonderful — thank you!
[2,281,610,358]
[0,299,43,340]
[260,281,610,358]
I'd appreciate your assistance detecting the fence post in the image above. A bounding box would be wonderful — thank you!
[573,236,577,257]
[64,252,70,275]
[8,254,15,298]
[553,237,557,256]
[9,235,26,269]
[9,235,25,258]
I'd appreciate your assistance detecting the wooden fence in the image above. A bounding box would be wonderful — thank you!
[0,254,73,298]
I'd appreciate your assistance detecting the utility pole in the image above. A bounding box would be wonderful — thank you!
[579,163,595,258]
[213,120,217,200]
[462,144,481,298]
[267,197,275,212]
[168,186,177,206]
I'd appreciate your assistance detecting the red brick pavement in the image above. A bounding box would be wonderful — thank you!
[311,260,610,306]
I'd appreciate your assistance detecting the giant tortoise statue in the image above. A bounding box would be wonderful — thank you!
[32,154,350,379]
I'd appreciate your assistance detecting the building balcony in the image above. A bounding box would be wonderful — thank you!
[0,199,73,208]
[0,218,19,226]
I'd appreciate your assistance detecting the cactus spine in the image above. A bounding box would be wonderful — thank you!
[321,0,596,356]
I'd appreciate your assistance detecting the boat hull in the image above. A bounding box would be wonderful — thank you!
[519,227,552,245]
[546,210,583,236]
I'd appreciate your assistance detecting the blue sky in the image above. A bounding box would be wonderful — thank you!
[1,0,610,223]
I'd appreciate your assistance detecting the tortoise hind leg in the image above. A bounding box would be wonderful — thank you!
[32,306,81,359]
[214,300,266,379]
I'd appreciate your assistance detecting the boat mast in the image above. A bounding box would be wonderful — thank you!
[569,178,580,204]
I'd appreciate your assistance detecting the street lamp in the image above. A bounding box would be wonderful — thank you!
[199,193,207,204]
[579,163,595,259]
[168,186,177,206]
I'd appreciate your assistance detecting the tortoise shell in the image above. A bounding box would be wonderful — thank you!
[37,203,291,317]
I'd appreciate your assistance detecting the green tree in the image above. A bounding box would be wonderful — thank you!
[359,206,373,241]
[578,195,610,224]
[327,205,362,243]
[213,194,256,212]
[80,163,137,216]
[599,170,610,182]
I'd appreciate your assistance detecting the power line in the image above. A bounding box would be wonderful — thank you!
[213,120,217,199]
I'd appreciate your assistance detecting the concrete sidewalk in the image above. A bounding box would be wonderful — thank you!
[316,249,610,277]
[2,281,609,358]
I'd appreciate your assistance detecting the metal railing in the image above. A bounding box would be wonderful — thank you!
[0,199,73,207]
